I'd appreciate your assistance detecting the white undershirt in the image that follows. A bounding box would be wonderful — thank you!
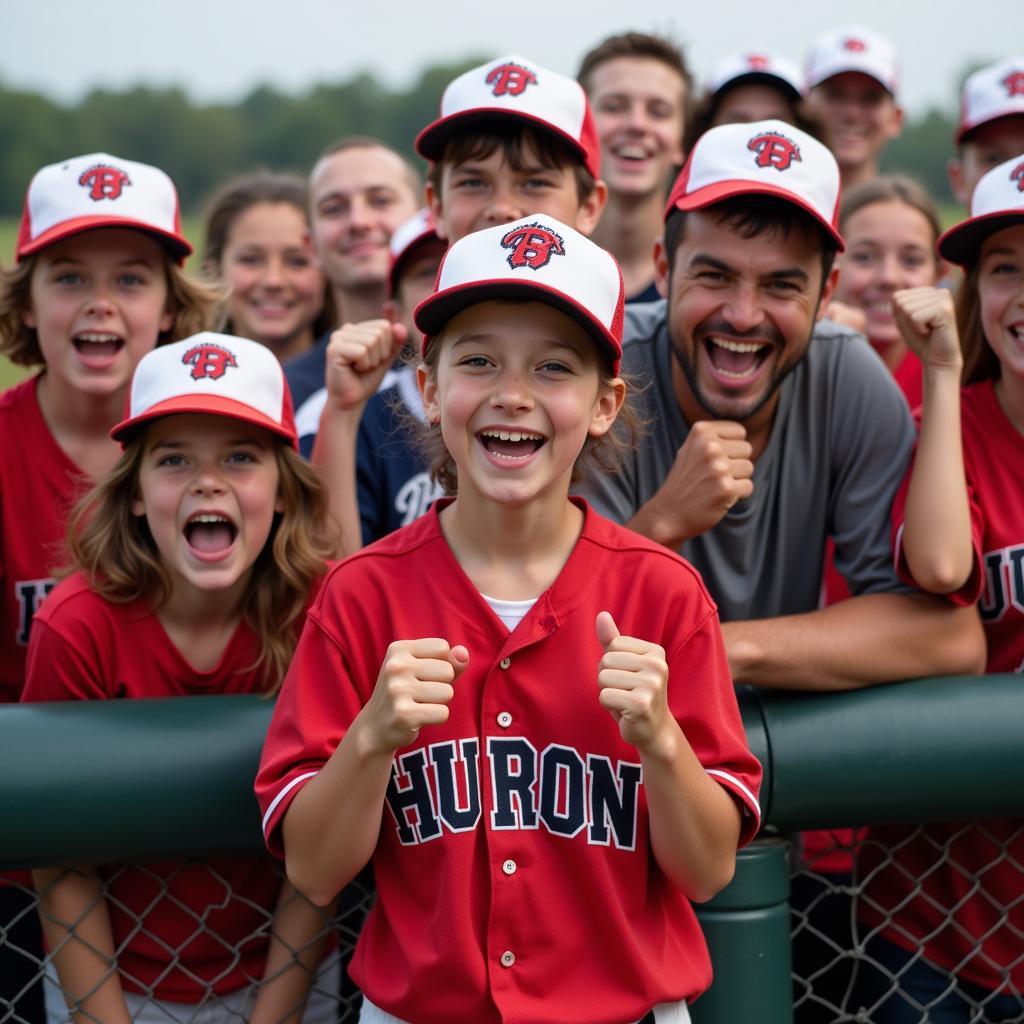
[481,592,538,632]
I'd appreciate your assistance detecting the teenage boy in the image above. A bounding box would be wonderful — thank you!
[948,56,1024,207]
[577,33,692,303]
[805,25,903,188]
[288,137,421,452]
[586,119,985,690]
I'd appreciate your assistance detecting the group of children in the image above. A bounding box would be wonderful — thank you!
[0,25,1021,1024]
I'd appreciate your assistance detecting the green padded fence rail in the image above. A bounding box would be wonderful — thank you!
[1,674,1022,868]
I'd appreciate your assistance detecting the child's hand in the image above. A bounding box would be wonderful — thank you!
[892,287,962,370]
[325,320,408,412]
[596,612,673,757]
[361,639,469,754]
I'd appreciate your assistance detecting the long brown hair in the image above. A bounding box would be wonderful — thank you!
[956,263,1000,385]
[66,434,333,693]
[0,250,222,366]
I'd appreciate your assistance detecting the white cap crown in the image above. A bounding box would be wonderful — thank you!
[959,57,1024,142]
[806,25,899,95]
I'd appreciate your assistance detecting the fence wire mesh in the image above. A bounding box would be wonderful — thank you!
[1,823,1021,1024]
[0,864,373,1024]
[791,823,1024,1023]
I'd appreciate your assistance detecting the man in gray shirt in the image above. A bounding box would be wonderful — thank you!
[587,119,984,689]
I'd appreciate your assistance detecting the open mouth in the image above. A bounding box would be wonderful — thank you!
[478,429,546,461]
[704,336,773,380]
[611,142,652,164]
[184,513,238,555]
[73,332,125,359]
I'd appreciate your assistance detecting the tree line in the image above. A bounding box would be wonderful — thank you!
[0,61,964,218]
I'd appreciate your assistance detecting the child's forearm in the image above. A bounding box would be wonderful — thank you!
[311,403,363,559]
[33,866,132,1024]
[641,726,743,903]
[249,882,337,1024]
[903,363,972,593]
[282,713,396,906]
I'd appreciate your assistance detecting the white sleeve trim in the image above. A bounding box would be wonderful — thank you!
[893,521,905,573]
[262,770,319,837]
[705,768,761,820]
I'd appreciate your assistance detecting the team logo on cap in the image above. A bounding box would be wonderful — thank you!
[501,222,565,271]
[79,164,131,202]
[1003,71,1024,97]
[748,131,803,171]
[486,62,538,98]
[1012,161,1024,193]
[183,343,238,381]
[747,54,770,69]
[843,37,867,52]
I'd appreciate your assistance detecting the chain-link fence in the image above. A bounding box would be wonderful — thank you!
[3,826,1021,1023]
[790,824,1024,1024]
[0,865,374,1024]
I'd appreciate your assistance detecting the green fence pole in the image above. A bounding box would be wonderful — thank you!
[691,837,793,1024]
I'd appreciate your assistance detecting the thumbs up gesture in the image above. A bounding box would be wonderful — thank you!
[596,612,671,753]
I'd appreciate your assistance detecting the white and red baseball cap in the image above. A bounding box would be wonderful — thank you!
[707,52,804,102]
[805,26,899,96]
[111,333,298,449]
[415,55,601,179]
[16,152,191,264]
[388,208,444,297]
[414,214,623,371]
[938,154,1024,265]
[665,119,844,250]
[956,57,1024,144]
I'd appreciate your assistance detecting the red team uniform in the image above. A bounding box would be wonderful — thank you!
[864,379,1024,995]
[23,573,286,1001]
[257,500,762,1024]
[0,376,88,703]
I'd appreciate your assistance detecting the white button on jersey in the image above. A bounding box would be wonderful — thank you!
[497,711,512,728]
[500,950,516,967]
[499,657,511,669]
[502,859,517,875]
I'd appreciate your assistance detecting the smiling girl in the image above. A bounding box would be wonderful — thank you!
[0,152,218,1021]
[202,172,331,364]
[257,215,761,1024]
[23,333,336,1023]
[858,154,1024,1021]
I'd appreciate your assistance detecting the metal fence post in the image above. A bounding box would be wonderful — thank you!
[691,836,793,1024]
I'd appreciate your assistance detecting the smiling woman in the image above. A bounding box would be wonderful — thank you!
[202,173,332,364]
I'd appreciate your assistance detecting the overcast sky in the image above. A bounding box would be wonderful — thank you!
[4,0,1021,116]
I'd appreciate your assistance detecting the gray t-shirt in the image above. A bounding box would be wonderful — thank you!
[586,301,914,622]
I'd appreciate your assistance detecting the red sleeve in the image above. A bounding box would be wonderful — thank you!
[254,598,370,859]
[666,604,763,847]
[891,427,985,607]
[21,612,110,702]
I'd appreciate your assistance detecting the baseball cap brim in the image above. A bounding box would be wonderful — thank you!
[17,214,193,263]
[672,179,845,251]
[937,210,1024,265]
[415,280,621,371]
[111,394,297,450]
[956,110,1024,146]
[388,233,446,297]
[415,109,598,178]
[716,71,803,102]
[807,63,895,95]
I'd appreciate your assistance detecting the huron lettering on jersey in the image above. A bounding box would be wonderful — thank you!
[978,544,1024,622]
[385,737,643,849]
[15,577,56,646]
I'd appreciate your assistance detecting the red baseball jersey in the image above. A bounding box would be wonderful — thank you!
[0,376,88,704]
[256,500,762,1024]
[22,573,284,1001]
[867,379,1024,994]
